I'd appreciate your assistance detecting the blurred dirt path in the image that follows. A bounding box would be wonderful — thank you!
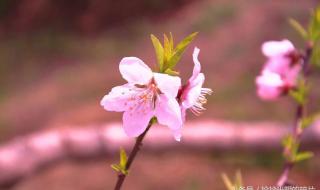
[1,120,320,188]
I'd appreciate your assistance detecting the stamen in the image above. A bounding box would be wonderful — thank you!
[191,88,212,115]
[126,80,160,114]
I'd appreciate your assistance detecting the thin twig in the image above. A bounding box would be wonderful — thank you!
[114,121,153,190]
[276,43,313,187]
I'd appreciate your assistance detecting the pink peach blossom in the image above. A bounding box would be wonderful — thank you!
[101,57,182,141]
[256,69,284,100]
[262,39,295,75]
[256,40,301,100]
[178,47,212,137]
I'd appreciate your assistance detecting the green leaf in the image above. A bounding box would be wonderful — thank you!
[164,68,179,76]
[169,32,174,52]
[289,79,308,105]
[221,170,243,190]
[166,32,198,70]
[294,151,314,162]
[311,44,320,66]
[289,18,307,39]
[282,135,293,149]
[308,7,320,42]
[163,34,172,61]
[119,147,127,168]
[111,164,121,172]
[289,90,304,105]
[221,173,234,190]
[111,148,128,175]
[150,34,164,71]
[281,135,300,162]
[301,116,314,129]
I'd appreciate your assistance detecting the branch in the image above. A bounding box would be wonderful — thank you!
[276,42,313,187]
[114,121,153,190]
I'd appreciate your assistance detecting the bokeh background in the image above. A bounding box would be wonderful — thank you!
[0,0,320,189]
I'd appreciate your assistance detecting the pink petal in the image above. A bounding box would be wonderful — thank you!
[153,73,181,98]
[190,47,201,81]
[255,70,284,100]
[182,73,205,109]
[119,57,153,85]
[256,85,282,100]
[256,70,284,87]
[285,64,301,86]
[173,129,182,142]
[122,102,154,137]
[100,84,139,112]
[261,39,294,57]
[264,56,291,75]
[155,94,182,138]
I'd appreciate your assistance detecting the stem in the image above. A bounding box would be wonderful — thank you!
[276,43,313,187]
[276,105,303,186]
[114,121,153,190]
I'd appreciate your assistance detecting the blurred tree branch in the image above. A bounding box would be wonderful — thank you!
[0,120,320,188]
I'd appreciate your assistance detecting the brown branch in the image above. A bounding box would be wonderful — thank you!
[114,121,153,190]
[276,43,313,187]
[1,120,320,188]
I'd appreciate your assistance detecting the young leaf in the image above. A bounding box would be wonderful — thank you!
[120,147,128,168]
[164,68,179,76]
[169,32,174,52]
[289,79,308,105]
[301,116,315,129]
[289,18,307,39]
[311,44,320,66]
[163,33,172,61]
[166,32,198,70]
[221,173,234,190]
[150,34,164,71]
[308,7,320,42]
[235,170,243,188]
[111,164,121,172]
[294,151,314,162]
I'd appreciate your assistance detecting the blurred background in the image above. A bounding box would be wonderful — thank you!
[0,0,320,189]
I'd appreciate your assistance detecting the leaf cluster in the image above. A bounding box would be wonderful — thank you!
[111,148,129,175]
[221,170,243,190]
[151,32,198,75]
[282,135,313,163]
[289,7,320,66]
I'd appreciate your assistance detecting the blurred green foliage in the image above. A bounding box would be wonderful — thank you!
[190,3,237,33]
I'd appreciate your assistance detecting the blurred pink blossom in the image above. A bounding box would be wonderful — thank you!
[101,57,183,141]
[256,40,302,100]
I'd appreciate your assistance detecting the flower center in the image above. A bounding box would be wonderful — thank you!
[133,79,160,110]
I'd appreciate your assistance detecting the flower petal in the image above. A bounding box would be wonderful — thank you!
[173,129,182,142]
[190,47,201,81]
[285,64,301,87]
[261,39,294,57]
[182,73,205,109]
[100,84,139,112]
[264,56,291,75]
[153,73,181,98]
[255,70,284,100]
[155,94,182,132]
[119,57,153,84]
[122,102,154,137]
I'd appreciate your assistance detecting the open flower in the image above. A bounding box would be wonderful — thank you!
[178,47,212,123]
[256,40,301,100]
[101,57,182,140]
